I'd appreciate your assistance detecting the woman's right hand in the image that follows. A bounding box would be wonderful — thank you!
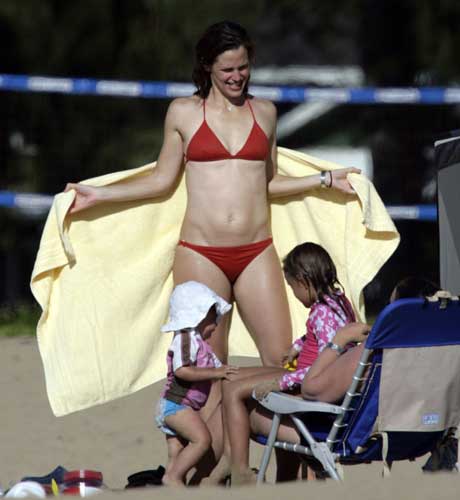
[334,322,371,346]
[64,183,102,213]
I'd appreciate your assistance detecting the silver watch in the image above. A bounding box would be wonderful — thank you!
[320,170,328,188]
[326,341,345,355]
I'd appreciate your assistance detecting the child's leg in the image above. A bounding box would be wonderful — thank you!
[202,367,284,484]
[222,369,285,482]
[165,435,186,476]
[162,408,212,486]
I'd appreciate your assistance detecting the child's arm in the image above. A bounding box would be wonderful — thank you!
[254,366,311,400]
[309,303,345,353]
[283,335,305,363]
[175,365,239,382]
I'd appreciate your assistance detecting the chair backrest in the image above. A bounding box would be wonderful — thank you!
[329,297,460,460]
[366,296,460,349]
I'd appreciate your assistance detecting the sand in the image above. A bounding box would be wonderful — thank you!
[1,335,459,498]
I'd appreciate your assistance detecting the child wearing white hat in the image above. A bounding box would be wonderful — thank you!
[156,281,238,486]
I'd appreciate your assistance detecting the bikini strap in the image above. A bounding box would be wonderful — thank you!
[247,99,256,119]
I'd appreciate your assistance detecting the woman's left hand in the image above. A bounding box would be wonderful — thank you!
[330,167,361,194]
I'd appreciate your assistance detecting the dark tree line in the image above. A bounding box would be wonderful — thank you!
[1,0,459,308]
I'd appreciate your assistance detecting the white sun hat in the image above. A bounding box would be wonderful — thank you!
[161,281,231,333]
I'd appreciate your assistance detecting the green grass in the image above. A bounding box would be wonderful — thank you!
[0,303,41,337]
[0,305,378,338]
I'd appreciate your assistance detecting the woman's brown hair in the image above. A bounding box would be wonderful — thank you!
[192,21,254,99]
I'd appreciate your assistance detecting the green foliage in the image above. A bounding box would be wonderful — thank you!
[0,303,40,337]
[0,0,457,308]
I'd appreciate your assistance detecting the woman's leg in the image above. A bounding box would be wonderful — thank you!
[250,404,301,443]
[250,400,305,482]
[173,245,232,362]
[233,245,292,367]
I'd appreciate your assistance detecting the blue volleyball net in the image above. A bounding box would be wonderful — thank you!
[0,190,438,222]
[2,73,460,104]
[0,73,447,221]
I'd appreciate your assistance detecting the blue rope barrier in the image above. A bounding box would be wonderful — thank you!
[0,191,437,221]
[1,73,460,104]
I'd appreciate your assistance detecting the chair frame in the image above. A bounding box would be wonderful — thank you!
[255,347,373,482]
[255,293,460,484]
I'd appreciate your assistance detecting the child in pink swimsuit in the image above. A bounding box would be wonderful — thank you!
[209,242,356,484]
[156,281,238,487]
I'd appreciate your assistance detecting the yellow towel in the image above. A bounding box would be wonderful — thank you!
[31,147,399,416]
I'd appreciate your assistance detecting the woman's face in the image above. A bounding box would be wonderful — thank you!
[286,275,317,308]
[209,45,250,99]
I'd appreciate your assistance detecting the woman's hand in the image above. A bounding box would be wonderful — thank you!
[330,167,361,194]
[334,322,371,347]
[64,183,103,214]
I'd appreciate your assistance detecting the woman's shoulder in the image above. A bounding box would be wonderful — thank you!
[167,95,202,117]
[248,95,277,117]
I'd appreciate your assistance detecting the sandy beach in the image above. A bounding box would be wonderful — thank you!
[1,335,459,499]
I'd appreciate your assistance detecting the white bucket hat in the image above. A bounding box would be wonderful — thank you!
[161,281,232,332]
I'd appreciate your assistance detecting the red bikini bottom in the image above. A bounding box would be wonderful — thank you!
[178,237,273,284]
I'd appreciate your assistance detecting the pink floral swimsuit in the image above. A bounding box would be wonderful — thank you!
[279,293,355,391]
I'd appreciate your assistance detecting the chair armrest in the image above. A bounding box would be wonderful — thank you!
[253,390,342,415]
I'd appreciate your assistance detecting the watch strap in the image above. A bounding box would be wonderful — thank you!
[326,341,345,355]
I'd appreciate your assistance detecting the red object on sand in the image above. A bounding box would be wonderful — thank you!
[63,470,103,486]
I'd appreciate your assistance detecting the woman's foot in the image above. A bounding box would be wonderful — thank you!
[201,456,231,486]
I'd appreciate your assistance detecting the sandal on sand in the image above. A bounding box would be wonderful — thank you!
[21,466,68,486]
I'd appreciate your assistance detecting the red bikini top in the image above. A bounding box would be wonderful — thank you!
[185,99,270,162]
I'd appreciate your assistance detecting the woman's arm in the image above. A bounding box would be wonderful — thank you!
[301,322,370,403]
[65,99,186,213]
[269,166,361,198]
[265,106,360,198]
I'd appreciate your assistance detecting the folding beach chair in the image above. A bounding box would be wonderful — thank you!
[254,294,460,482]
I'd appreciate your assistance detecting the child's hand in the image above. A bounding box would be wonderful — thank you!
[282,346,299,370]
[282,346,300,366]
[216,365,239,381]
[254,378,280,400]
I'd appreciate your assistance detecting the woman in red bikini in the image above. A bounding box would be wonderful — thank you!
[65,21,358,391]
